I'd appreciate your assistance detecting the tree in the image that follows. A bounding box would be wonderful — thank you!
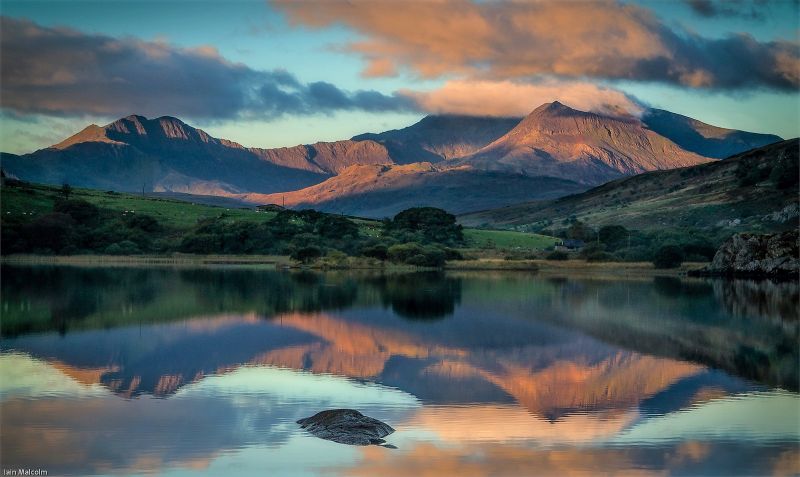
[22,212,76,253]
[54,199,100,225]
[60,183,73,200]
[566,221,592,241]
[653,245,684,269]
[389,207,463,245]
[598,225,629,251]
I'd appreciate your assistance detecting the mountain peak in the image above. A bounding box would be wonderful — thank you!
[51,124,124,150]
[530,101,579,117]
[108,115,149,136]
[461,100,710,185]
[156,116,188,126]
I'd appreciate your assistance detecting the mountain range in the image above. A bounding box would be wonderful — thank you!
[0,103,782,217]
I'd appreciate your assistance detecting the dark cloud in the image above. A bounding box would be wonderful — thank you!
[686,0,718,16]
[256,79,416,117]
[0,17,415,119]
[683,0,776,20]
[273,0,799,91]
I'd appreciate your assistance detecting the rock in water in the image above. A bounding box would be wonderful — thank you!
[690,230,799,278]
[296,409,395,446]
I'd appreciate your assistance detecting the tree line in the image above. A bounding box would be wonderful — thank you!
[1,196,464,267]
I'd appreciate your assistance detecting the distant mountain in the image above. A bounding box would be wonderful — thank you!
[352,115,522,163]
[1,115,392,194]
[453,102,712,185]
[642,109,782,159]
[241,163,587,218]
[460,139,799,231]
[0,107,786,217]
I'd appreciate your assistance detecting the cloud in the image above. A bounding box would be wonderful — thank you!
[272,0,800,91]
[257,79,416,117]
[405,79,645,118]
[683,0,779,20]
[0,17,414,119]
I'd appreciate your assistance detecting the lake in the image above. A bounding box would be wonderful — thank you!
[1,265,798,476]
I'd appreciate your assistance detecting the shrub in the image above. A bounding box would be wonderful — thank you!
[22,212,76,253]
[618,245,652,262]
[546,250,569,261]
[736,157,771,187]
[681,239,716,261]
[769,151,799,189]
[442,248,464,260]
[321,250,348,265]
[179,233,219,254]
[54,199,101,225]
[291,246,323,264]
[103,241,140,255]
[125,214,161,232]
[387,243,446,267]
[361,244,388,260]
[104,243,123,255]
[387,243,426,263]
[653,245,684,269]
[405,250,446,267]
[585,251,616,262]
[115,240,140,255]
[579,243,605,259]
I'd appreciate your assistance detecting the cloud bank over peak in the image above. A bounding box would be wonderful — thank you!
[273,0,799,91]
[406,80,645,118]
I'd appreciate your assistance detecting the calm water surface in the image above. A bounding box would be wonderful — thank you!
[1,265,798,476]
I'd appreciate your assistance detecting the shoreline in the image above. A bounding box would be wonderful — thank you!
[1,254,708,276]
[0,254,293,267]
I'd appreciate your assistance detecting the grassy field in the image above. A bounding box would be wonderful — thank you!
[2,181,558,252]
[1,182,278,229]
[463,228,559,250]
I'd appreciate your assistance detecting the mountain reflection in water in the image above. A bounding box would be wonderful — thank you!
[1,265,797,476]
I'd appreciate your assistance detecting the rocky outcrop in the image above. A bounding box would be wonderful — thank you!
[297,409,395,447]
[691,231,799,278]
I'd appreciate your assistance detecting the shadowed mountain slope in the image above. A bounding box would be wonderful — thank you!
[241,163,587,218]
[352,115,522,163]
[460,139,799,231]
[642,109,782,159]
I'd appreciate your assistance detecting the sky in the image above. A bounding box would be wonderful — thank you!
[0,0,798,154]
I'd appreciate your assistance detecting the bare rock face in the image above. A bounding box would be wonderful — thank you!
[296,409,395,447]
[696,231,799,277]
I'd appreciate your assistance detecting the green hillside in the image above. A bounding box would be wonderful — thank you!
[1,180,557,261]
[460,139,798,235]
[1,182,277,228]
